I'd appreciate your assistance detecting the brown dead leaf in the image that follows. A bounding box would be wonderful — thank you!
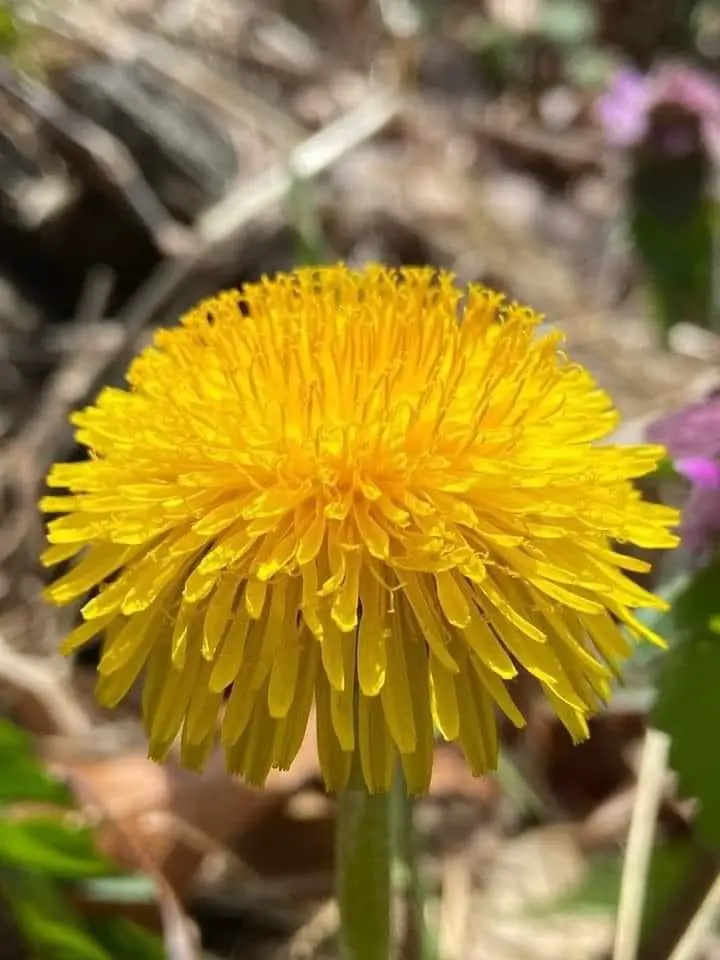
[237,788,335,879]
[67,762,202,960]
[523,703,645,817]
[0,634,95,738]
[44,721,322,901]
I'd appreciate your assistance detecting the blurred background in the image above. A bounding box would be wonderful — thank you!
[0,0,717,958]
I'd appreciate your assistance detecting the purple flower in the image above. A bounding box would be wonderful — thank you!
[654,63,720,156]
[676,457,720,489]
[677,487,720,557]
[648,396,720,557]
[595,62,720,157]
[595,68,653,148]
[647,396,720,460]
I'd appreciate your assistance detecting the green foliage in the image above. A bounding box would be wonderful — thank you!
[0,3,19,55]
[629,150,716,335]
[0,818,113,879]
[0,721,71,805]
[0,720,165,958]
[287,173,334,266]
[650,456,682,482]
[89,918,165,960]
[546,841,698,935]
[2,872,114,960]
[652,554,720,851]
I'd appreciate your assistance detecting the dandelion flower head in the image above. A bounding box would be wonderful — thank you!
[41,265,679,793]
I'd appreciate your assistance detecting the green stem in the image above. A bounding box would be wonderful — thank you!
[337,768,393,960]
[396,785,434,960]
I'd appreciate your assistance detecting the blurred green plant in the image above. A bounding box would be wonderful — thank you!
[0,720,164,959]
[596,64,719,337]
[0,2,19,55]
[540,401,720,953]
[550,553,720,956]
[466,0,605,95]
[629,141,716,336]
[543,840,698,934]
[652,554,720,851]
[287,170,334,267]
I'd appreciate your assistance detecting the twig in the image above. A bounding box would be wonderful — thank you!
[0,632,94,737]
[613,728,671,960]
[272,900,339,960]
[197,88,400,246]
[464,104,606,172]
[0,267,117,566]
[438,852,472,960]
[669,871,720,960]
[0,64,193,258]
[22,267,117,461]
[70,772,201,960]
[108,86,401,362]
[637,847,720,960]
[30,2,307,146]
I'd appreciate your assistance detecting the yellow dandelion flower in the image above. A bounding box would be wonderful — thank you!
[41,265,678,793]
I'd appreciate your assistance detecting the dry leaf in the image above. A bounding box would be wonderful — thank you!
[45,722,322,900]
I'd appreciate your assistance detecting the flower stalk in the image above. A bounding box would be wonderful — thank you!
[337,765,394,960]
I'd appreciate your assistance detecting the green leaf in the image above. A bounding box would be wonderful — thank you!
[651,456,682,482]
[544,841,697,934]
[0,818,112,879]
[286,173,333,267]
[629,571,692,638]
[0,4,19,55]
[621,571,692,683]
[630,153,715,335]
[0,870,111,960]
[0,721,71,805]
[652,555,720,851]
[88,918,165,960]
[552,852,621,913]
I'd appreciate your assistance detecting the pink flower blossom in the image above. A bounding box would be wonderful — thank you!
[676,457,720,490]
[648,397,720,558]
[595,62,720,157]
